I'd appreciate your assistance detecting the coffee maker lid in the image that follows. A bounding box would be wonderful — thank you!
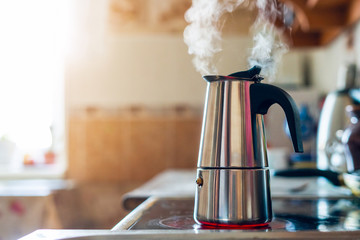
[228,65,261,78]
[203,66,263,82]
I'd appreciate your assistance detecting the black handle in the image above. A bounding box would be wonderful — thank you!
[274,168,342,186]
[250,83,303,153]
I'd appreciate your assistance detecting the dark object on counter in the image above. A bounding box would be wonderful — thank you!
[274,168,342,186]
[342,105,360,172]
[194,66,303,228]
[274,168,360,197]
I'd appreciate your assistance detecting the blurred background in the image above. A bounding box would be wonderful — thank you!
[0,0,360,239]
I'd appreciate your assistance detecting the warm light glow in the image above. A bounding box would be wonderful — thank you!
[0,0,70,159]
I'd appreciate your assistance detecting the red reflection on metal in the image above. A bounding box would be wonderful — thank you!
[198,220,270,229]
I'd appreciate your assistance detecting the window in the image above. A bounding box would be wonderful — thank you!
[0,0,70,177]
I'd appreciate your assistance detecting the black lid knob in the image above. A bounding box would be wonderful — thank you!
[228,66,262,79]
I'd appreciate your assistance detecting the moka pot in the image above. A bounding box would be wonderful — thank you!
[194,66,303,227]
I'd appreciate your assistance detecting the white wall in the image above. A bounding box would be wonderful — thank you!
[65,31,305,109]
[66,35,205,108]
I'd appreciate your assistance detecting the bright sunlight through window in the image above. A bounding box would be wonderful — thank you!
[0,0,70,176]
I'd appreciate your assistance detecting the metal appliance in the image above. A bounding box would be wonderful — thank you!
[194,66,303,227]
[317,63,358,172]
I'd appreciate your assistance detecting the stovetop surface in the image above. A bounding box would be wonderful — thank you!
[126,198,360,232]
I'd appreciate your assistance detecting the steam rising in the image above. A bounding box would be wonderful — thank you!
[184,0,244,75]
[184,0,289,80]
[248,0,288,81]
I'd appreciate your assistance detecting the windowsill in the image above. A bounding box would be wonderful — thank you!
[0,178,73,198]
[0,163,66,180]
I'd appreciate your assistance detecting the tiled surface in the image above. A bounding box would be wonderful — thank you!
[67,108,202,182]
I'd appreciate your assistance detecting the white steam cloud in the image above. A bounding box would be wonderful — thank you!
[248,0,288,81]
[184,0,289,80]
[184,0,245,75]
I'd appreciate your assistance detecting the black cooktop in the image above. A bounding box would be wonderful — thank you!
[125,198,360,232]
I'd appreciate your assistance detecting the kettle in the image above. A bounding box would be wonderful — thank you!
[317,63,358,173]
[194,66,303,227]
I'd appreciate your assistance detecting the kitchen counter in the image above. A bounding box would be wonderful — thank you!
[21,169,360,239]
[112,169,360,239]
[20,226,360,239]
[121,169,353,211]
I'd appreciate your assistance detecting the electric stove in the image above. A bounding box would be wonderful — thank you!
[114,197,360,232]
[21,198,360,240]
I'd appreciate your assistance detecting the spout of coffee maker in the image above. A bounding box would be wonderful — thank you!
[250,83,304,153]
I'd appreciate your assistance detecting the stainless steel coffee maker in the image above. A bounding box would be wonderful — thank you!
[194,66,303,227]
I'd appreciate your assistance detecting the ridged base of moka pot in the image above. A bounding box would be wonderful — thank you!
[194,168,272,226]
